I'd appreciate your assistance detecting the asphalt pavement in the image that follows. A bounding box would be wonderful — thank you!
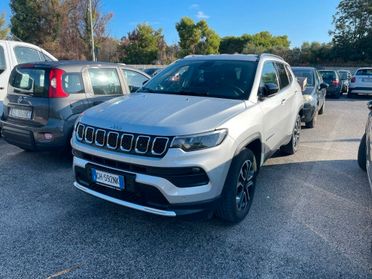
[0,97,371,278]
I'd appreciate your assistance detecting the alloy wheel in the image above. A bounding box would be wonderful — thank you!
[236,159,255,211]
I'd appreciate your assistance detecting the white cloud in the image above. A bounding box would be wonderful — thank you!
[189,4,199,10]
[196,11,210,19]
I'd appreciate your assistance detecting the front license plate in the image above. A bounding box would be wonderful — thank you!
[92,168,125,190]
[9,108,32,119]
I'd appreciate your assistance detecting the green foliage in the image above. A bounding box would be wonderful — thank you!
[120,24,166,64]
[331,0,372,61]
[243,32,290,54]
[10,0,61,45]
[176,17,220,56]
[0,13,9,39]
[219,35,251,53]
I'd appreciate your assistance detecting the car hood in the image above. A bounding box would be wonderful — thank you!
[80,93,247,135]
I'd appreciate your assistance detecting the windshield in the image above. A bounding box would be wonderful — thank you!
[9,67,48,97]
[140,60,258,100]
[292,69,315,86]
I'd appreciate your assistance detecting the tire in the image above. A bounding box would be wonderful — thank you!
[347,90,354,98]
[216,148,258,223]
[281,114,301,155]
[305,110,317,128]
[358,134,367,171]
[318,102,325,115]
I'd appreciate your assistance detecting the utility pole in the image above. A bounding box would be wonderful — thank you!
[89,0,96,61]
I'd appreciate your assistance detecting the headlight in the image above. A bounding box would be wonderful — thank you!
[171,129,228,152]
[303,95,313,103]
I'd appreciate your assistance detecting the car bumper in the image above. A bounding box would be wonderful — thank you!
[71,135,235,215]
[301,103,316,122]
[349,87,372,95]
[0,120,69,151]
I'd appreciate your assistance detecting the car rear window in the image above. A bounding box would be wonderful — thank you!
[319,71,336,80]
[88,68,122,95]
[9,67,48,97]
[356,69,372,76]
[62,73,84,94]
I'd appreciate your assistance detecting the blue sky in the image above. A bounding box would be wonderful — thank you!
[0,0,340,47]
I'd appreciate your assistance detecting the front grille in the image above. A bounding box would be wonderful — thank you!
[75,123,172,158]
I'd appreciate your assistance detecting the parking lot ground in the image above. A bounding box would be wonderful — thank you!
[0,97,371,278]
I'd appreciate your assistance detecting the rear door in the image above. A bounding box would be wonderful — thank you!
[355,69,372,88]
[3,65,50,127]
[84,67,126,107]
[275,62,296,137]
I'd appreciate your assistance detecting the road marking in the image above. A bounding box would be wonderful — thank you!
[46,265,80,279]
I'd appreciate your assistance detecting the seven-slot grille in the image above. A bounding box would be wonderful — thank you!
[76,123,171,157]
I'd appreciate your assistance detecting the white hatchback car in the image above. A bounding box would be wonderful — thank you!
[348,67,372,97]
[71,54,304,223]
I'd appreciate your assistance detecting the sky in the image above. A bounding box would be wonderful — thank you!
[0,0,340,47]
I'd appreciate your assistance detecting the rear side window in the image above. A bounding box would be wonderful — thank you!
[276,63,289,88]
[62,73,84,94]
[14,46,43,64]
[122,69,149,92]
[0,46,6,74]
[356,69,372,76]
[88,68,122,95]
[9,67,48,97]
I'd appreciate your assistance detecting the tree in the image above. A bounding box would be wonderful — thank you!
[331,0,372,61]
[219,34,251,54]
[10,0,61,45]
[0,13,9,39]
[243,31,290,54]
[120,23,166,64]
[176,17,220,56]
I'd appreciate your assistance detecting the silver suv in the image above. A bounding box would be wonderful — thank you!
[72,54,304,223]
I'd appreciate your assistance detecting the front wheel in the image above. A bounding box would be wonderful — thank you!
[281,114,301,155]
[318,102,325,115]
[216,148,257,223]
[358,134,367,171]
[305,111,317,128]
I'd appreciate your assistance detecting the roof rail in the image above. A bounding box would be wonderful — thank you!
[259,53,284,60]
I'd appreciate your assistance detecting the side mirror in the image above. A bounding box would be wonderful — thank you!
[319,82,328,89]
[297,77,307,92]
[264,83,279,96]
[368,100,372,111]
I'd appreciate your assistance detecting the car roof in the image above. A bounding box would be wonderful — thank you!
[16,60,130,72]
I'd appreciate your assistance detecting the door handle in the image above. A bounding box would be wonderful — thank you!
[0,87,4,90]
[281,98,286,104]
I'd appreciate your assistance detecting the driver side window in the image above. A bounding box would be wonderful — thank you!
[259,61,279,96]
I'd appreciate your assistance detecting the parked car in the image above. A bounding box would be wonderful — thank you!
[143,67,163,77]
[338,70,352,93]
[358,100,372,189]
[318,70,343,98]
[348,67,372,98]
[71,53,304,223]
[292,67,328,128]
[0,61,150,151]
[0,40,57,116]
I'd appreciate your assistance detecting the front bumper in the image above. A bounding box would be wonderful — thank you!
[301,103,316,123]
[71,135,235,215]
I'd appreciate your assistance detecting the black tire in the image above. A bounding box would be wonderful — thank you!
[318,102,325,115]
[281,114,301,155]
[358,134,367,171]
[305,111,317,128]
[216,148,257,223]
